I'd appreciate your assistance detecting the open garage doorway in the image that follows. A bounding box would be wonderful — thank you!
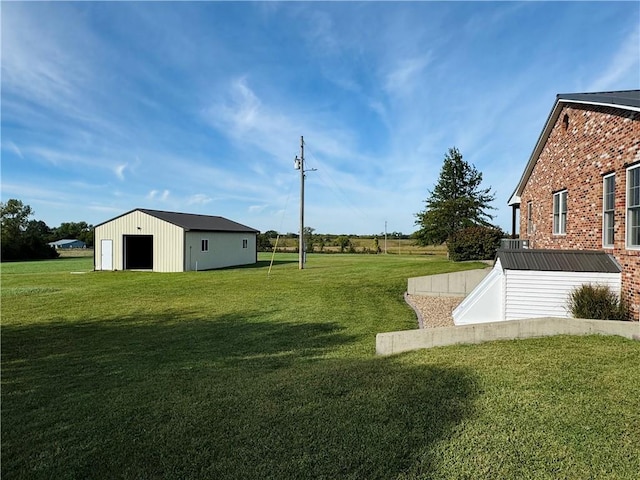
[123,235,153,270]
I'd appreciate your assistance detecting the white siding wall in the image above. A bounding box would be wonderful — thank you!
[452,263,504,325]
[94,211,184,272]
[184,231,256,271]
[504,270,621,320]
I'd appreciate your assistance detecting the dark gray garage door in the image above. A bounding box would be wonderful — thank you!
[123,235,153,270]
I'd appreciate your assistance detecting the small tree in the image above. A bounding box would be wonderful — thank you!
[335,235,351,253]
[373,237,381,254]
[415,147,496,245]
[256,233,273,252]
[304,227,316,253]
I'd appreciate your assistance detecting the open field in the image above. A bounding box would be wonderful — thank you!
[2,254,639,479]
[56,248,94,258]
[272,237,447,255]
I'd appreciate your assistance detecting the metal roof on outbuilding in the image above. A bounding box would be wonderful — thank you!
[95,208,259,233]
[139,209,259,233]
[496,249,621,273]
[48,239,86,247]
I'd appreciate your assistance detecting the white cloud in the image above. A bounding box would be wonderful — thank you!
[589,25,640,91]
[188,194,212,205]
[248,204,267,213]
[147,189,170,202]
[5,141,24,159]
[384,54,433,96]
[203,75,368,178]
[115,164,127,180]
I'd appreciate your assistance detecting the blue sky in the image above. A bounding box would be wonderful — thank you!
[2,1,639,236]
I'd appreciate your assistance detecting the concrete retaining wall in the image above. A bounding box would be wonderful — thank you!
[407,268,491,297]
[376,317,640,356]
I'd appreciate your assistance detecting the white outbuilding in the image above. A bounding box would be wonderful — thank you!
[94,208,259,272]
[48,239,87,249]
[453,249,622,325]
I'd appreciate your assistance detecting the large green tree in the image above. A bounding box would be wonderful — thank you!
[414,147,496,245]
[53,221,94,247]
[1,199,58,261]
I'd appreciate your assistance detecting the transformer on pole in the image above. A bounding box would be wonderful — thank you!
[294,136,306,270]
[294,136,316,270]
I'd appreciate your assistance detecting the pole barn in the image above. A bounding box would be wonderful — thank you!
[94,208,259,272]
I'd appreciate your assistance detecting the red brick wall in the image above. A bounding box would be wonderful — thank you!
[519,103,640,320]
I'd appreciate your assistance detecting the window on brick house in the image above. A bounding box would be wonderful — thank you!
[553,190,567,235]
[527,201,533,234]
[603,174,615,248]
[628,165,640,248]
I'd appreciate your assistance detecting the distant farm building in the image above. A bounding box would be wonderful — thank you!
[48,239,87,249]
[94,208,259,272]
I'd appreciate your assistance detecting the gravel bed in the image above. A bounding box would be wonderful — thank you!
[405,294,462,328]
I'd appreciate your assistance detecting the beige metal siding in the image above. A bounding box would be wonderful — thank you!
[504,270,621,320]
[184,232,256,270]
[94,210,184,272]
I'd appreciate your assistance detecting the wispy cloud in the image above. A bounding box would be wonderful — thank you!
[187,194,212,205]
[148,189,170,202]
[248,204,267,214]
[115,164,127,180]
[2,1,638,235]
[384,54,433,97]
[4,141,24,159]
[589,25,640,91]
[203,76,362,169]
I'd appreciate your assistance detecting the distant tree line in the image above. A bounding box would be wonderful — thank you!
[256,227,417,254]
[3,149,504,262]
[1,199,94,262]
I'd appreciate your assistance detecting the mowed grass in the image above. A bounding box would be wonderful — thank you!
[2,254,639,479]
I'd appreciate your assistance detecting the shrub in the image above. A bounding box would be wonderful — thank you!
[447,226,503,262]
[568,284,629,321]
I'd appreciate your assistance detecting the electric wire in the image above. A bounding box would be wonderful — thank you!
[303,142,373,232]
[267,171,296,277]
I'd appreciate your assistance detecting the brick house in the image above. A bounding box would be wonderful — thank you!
[508,90,640,321]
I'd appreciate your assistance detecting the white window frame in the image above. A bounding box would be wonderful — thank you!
[526,201,533,235]
[602,173,615,248]
[201,239,209,252]
[627,164,640,249]
[553,190,567,235]
[242,238,248,249]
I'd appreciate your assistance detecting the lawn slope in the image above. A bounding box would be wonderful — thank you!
[2,254,638,479]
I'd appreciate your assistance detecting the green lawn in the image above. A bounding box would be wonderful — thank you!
[2,254,639,479]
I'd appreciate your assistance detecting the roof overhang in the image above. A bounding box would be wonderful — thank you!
[507,90,640,207]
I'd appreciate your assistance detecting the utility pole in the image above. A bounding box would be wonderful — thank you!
[294,136,305,269]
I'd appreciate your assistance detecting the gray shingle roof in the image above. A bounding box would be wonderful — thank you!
[557,90,640,109]
[139,209,259,233]
[497,249,621,273]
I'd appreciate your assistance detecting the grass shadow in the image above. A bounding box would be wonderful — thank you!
[218,258,299,271]
[2,314,477,479]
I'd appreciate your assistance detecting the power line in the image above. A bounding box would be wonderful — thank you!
[303,142,373,230]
